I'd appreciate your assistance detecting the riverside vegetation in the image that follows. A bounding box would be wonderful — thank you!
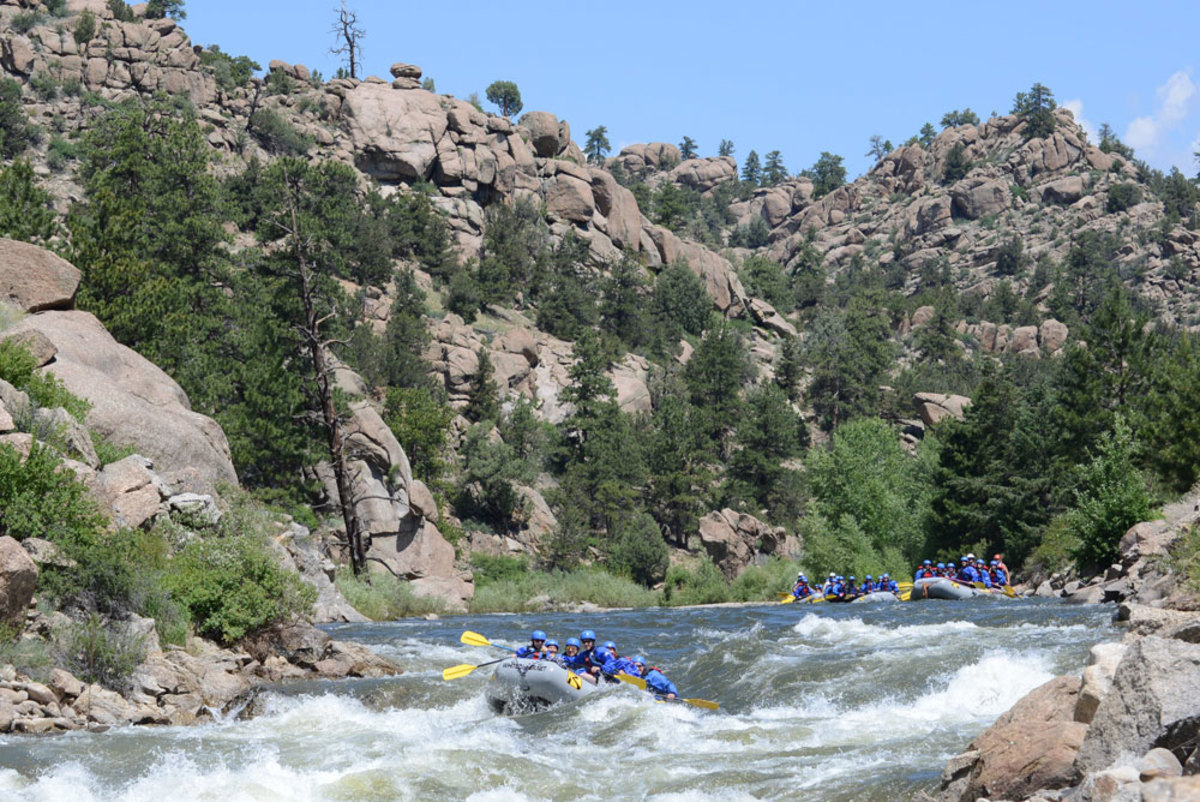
[0,0,1198,705]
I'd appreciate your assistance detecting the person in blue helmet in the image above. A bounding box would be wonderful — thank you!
[861,574,875,594]
[631,656,678,699]
[915,560,935,581]
[879,572,900,593]
[957,555,980,584]
[560,637,587,671]
[825,575,844,600]
[791,573,814,599]
[515,630,546,658]
[843,575,859,599]
[974,558,993,588]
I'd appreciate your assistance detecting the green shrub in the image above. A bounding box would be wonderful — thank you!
[73,9,96,44]
[11,11,44,34]
[45,0,69,17]
[56,613,145,692]
[0,442,106,544]
[662,560,730,606]
[107,0,135,21]
[607,511,669,587]
[0,629,53,683]
[334,569,446,620]
[164,533,315,644]
[730,557,805,602]
[0,78,33,159]
[471,553,530,587]
[468,566,658,613]
[0,159,58,243]
[0,339,90,420]
[248,107,309,155]
[1106,183,1142,214]
[199,46,260,91]
[46,135,78,171]
[28,72,58,102]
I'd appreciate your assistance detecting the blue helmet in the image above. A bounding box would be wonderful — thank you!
[837,575,844,581]
[544,639,559,648]
[631,655,646,666]
[882,573,889,578]
[937,562,946,569]
[580,630,596,642]
[799,574,807,582]
[566,637,581,648]
[603,640,616,651]
[531,630,546,641]
[865,574,873,580]
[923,560,932,565]
[849,575,856,580]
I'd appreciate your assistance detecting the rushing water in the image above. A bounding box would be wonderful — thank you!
[0,598,1116,801]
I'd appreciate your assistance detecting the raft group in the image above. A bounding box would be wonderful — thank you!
[514,629,680,698]
[788,553,1013,602]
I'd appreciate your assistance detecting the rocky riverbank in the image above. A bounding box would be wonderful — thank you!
[929,505,1200,801]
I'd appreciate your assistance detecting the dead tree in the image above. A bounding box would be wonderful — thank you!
[329,1,364,80]
[266,161,368,574]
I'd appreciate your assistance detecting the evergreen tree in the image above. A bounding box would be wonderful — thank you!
[725,383,808,510]
[644,386,711,546]
[0,160,57,244]
[775,335,803,401]
[679,135,697,160]
[464,348,500,424]
[918,123,937,147]
[803,152,846,197]
[1011,82,1057,140]
[599,256,650,350]
[684,321,752,444]
[940,109,980,128]
[652,261,711,338]
[741,150,761,185]
[584,125,610,164]
[762,150,788,185]
[942,142,971,183]
[865,135,893,161]
[0,78,33,159]
[718,139,735,157]
[485,80,522,117]
[803,291,895,430]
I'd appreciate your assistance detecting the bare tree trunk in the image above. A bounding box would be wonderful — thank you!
[283,190,367,574]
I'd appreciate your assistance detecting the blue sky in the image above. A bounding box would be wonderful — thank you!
[183,1,1200,181]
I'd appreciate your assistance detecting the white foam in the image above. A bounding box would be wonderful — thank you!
[791,613,981,646]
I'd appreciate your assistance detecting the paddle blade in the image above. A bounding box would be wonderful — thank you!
[898,590,912,601]
[615,672,647,690]
[460,631,493,647]
[780,595,795,605]
[897,581,913,589]
[775,591,791,599]
[442,663,478,681]
[1004,586,1017,598]
[684,697,719,710]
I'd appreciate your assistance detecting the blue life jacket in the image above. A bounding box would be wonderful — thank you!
[560,653,587,671]
[958,566,980,583]
[605,657,640,677]
[644,668,678,698]
[514,646,542,659]
[792,583,812,598]
[860,581,876,594]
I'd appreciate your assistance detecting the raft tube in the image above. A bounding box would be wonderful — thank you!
[485,658,600,714]
[851,591,900,603]
[906,577,979,601]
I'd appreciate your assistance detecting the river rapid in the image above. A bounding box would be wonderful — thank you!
[0,598,1116,801]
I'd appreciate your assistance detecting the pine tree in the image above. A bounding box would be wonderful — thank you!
[584,125,610,164]
[741,150,761,185]
[464,348,500,424]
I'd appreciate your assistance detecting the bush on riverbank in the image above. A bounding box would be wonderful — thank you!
[469,566,658,613]
[335,569,447,619]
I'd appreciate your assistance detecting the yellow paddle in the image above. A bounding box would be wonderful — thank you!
[898,589,911,601]
[442,657,509,681]
[612,673,719,710]
[461,631,514,652]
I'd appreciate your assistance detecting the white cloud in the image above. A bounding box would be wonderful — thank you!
[1124,70,1197,155]
[1062,99,1097,143]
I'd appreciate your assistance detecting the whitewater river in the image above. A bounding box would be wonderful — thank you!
[0,598,1116,801]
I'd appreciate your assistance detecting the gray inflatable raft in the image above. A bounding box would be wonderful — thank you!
[851,591,900,603]
[485,658,600,714]
[907,577,979,601]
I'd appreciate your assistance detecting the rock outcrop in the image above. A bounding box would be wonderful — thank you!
[697,509,801,578]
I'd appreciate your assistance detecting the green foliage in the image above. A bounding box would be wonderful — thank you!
[334,569,445,619]
[0,160,58,243]
[607,510,668,586]
[918,123,937,147]
[106,0,134,22]
[584,125,610,164]
[0,443,107,544]
[762,150,788,185]
[476,197,546,305]
[740,255,791,311]
[662,560,730,606]
[384,385,453,483]
[718,139,734,157]
[741,150,761,185]
[45,0,69,16]
[684,321,752,442]
[725,383,808,511]
[729,558,805,602]
[28,72,59,102]
[485,80,522,117]
[1012,82,1057,140]
[728,217,770,249]
[865,135,893,162]
[73,9,96,44]
[994,235,1028,276]
[942,142,971,183]
[456,422,530,529]
[165,533,315,644]
[803,291,896,430]
[940,109,980,128]
[46,135,79,172]
[446,269,482,322]
[653,261,712,338]
[679,136,697,160]
[57,614,145,693]
[463,348,500,424]
[652,181,699,231]
[199,45,260,91]
[470,553,530,587]
[804,418,932,571]
[469,566,658,613]
[1062,417,1154,571]
[599,255,652,351]
[11,10,43,34]
[0,78,32,159]
[802,152,846,198]
[249,108,310,155]
[643,386,712,547]
[145,0,187,18]
[0,339,90,421]
[1106,182,1142,213]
